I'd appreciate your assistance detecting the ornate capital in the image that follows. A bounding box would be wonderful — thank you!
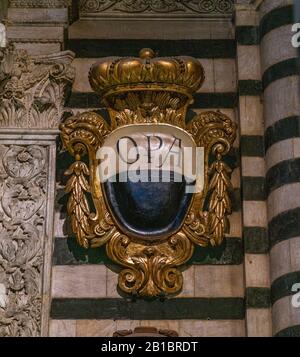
[0,44,75,129]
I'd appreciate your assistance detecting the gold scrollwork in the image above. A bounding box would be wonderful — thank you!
[60,49,237,297]
[106,231,194,297]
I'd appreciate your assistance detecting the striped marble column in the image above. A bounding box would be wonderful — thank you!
[236,1,271,337]
[260,0,300,337]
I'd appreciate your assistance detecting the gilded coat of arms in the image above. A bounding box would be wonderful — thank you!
[60,48,236,297]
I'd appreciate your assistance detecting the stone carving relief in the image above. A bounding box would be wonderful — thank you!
[0,23,6,48]
[0,144,47,336]
[0,39,74,335]
[80,0,234,16]
[0,44,75,129]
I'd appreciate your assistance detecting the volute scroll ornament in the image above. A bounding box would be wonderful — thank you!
[60,48,237,297]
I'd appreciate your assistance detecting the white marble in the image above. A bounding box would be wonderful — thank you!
[180,266,195,297]
[266,138,295,171]
[52,265,108,298]
[264,76,300,129]
[197,58,214,93]
[261,25,297,73]
[105,268,120,298]
[179,320,246,337]
[272,295,300,336]
[270,237,300,282]
[243,201,268,227]
[239,96,264,135]
[293,137,300,158]
[194,265,244,298]
[71,319,246,337]
[49,320,76,337]
[260,0,294,19]
[237,45,261,80]
[246,309,272,337]
[236,8,259,26]
[241,157,266,177]
[268,183,300,220]
[228,212,243,237]
[213,59,237,92]
[76,320,117,337]
[245,254,270,287]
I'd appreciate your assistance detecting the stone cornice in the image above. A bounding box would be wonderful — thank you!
[79,0,234,18]
[9,0,71,8]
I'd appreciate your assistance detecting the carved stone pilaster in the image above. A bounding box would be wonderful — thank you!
[0,46,75,336]
[0,143,49,336]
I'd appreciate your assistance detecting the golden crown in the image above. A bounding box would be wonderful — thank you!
[89,48,205,103]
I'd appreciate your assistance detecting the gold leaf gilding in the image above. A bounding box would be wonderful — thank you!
[60,49,237,297]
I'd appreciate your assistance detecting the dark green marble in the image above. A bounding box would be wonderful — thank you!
[262,58,298,90]
[236,26,259,45]
[269,207,300,247]
[265,116,300,151]
[50,297,245,320]
[266,158,300,195]
[241,136,264,157]
[68,92,237,109]
[271,271,300,304]
[242,177,266,201]
[244,227,269,254]
[67,39,237,58]
[246,287,271,308]
[238,80,262,96]
[260,5,294,39]
[188,238,243,266]
[275,325,300,337]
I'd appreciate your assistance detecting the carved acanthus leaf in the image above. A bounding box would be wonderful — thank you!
[0,144,47,337]
[0,44,75,129]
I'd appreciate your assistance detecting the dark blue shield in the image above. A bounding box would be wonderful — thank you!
[97,124,203,241]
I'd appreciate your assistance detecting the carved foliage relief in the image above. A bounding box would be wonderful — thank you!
[0,45,75,129]
[80,0,234,16]
[0,144,47,336]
